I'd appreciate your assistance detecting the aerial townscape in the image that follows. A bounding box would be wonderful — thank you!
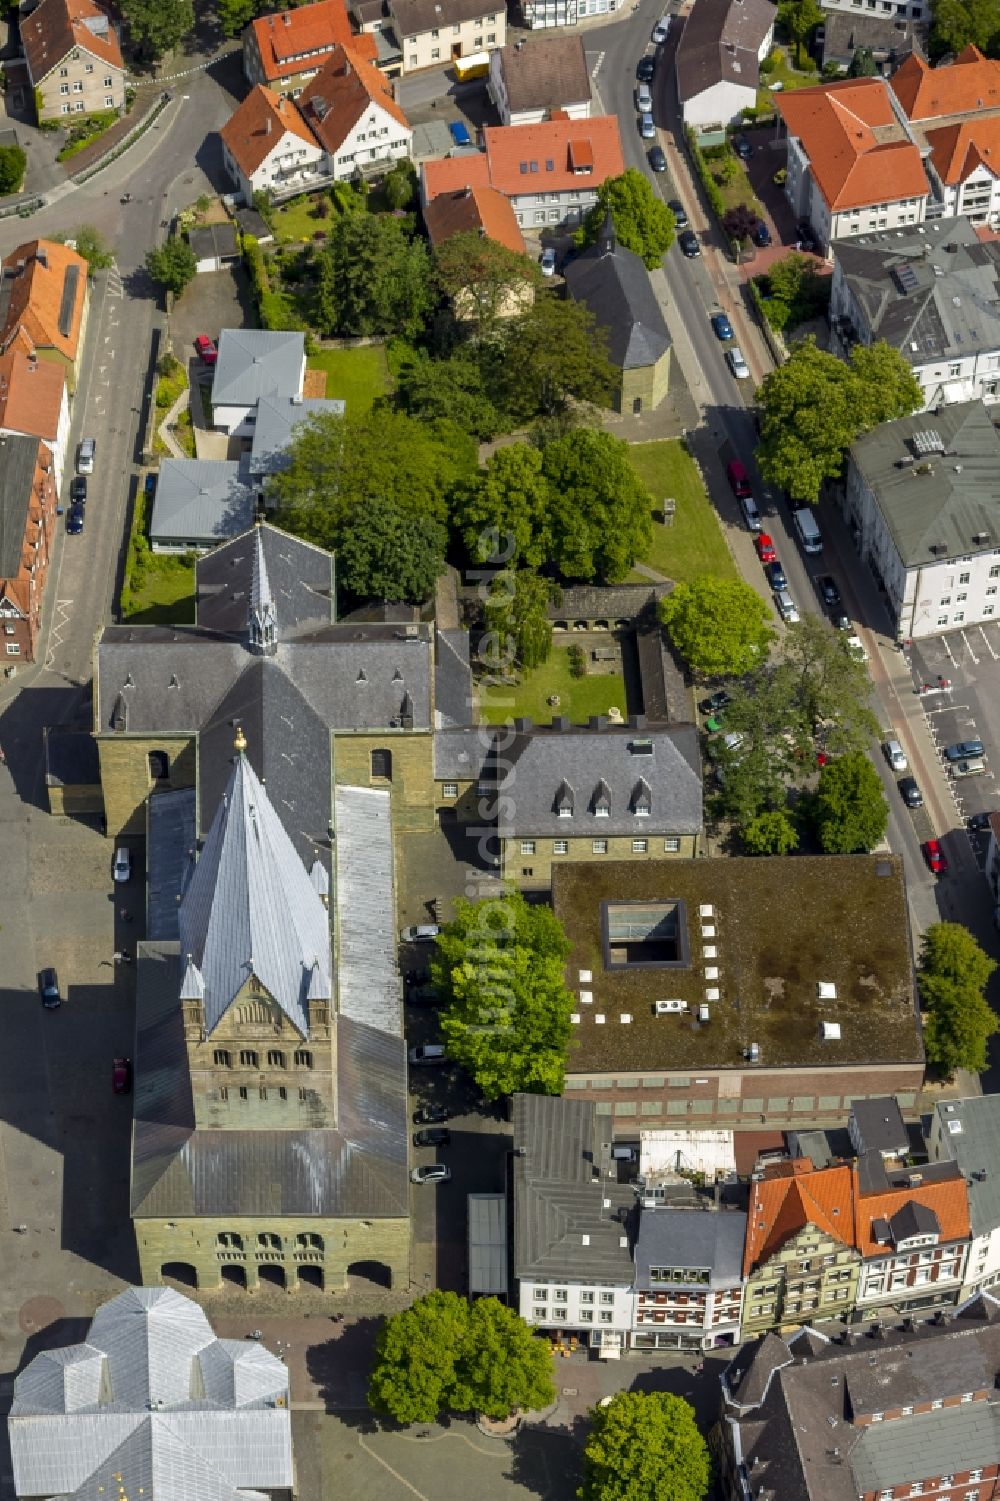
[6,0,1000,1495]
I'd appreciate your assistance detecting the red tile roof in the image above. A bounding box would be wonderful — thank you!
[852,1165,970,1258]
[744,1161,854,1277]
[0,346,65,443]
[776,79,928,214]
[925,115,1000,186]
[220,86,322,179]
[483,115,624,197]
[891,45,1000,121]
[422,152,493,202]
[298,44,409,156]
[249,0,376,81]
[423,184,527,255]
[22,0,122,81]
[0,240,88,363]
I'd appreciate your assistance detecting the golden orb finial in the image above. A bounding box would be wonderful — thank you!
[234,724,247,755]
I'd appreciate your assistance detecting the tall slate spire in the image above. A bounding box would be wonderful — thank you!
[248,524,277,656]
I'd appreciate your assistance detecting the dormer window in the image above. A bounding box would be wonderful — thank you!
[555,780,574,818]
[631,777,652,817]
[592,779,611,818]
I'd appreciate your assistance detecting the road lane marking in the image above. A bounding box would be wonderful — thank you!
[979,624,998,661]
[961,630,979,665]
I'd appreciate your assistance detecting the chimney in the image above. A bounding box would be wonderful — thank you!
[36,248,47,269]
[465,185,472,198]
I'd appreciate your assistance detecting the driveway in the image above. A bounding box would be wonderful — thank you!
[168,262,255,361]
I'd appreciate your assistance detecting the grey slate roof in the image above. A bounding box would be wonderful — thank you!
[468,1192,508,1296]
[211,328,305,410]
[888,1197,939,1242]
[849,400,1000,568]
[147,786,196,943]
[493,34,591,114]
[434,627,473,729]
[633,1207,747,1289]
[244,394,344,481]
[131,944,409,1220]
[391,0,490,34]
[820,7,924,67]
[565,219,671,371]
[833,217,1000,374]
[548,583,666,622]
[0,430,42,578]
[851,1400,1000,1494]
[725,1331,794,1412]
[188,222,239,263]
[149,459,253,547]
[43,725,100,788]
[850,1095,908,1156]
[333,785,402,1037]
[675,0,775,104]
[195,522,334,639]
[932,1095,1000,1237]
[9,1286,293,1501]
[512,1093,635,1283]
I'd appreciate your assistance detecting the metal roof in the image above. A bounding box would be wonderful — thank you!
[148,459,253,547]
[333,785,401,1038]
[468,1193,509,1295]
[147,787,196,943]
[849,1096,909,1156]
[244,394,344,479]
[932,1095,1000,1238]
[0,431,42,577]
[177,746,332,1035]
[851,1398,1000,1493]
[211,328,305,411]
[633,1207,747,1289]
[434,627,473,729]
[9,1287,293,1501]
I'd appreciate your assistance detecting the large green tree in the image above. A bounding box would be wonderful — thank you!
[216,0,260,34]
[541,428,653,583]
[757,337,922,502]
[580,1391,711,1501]
[369,1292,555,1426]
[453,442,552,567]
[121,0,194,59]
[777,0,824,59]
[484,568,558,670]
[811,751,888,853]
[500,293,615,419]
[919,921,998,1076]
[929,0,1000,59]
[396,351,502,441]
[781,614,880,757]
[433,890,575,1099]
[0,144,26,196]
[145,238,197,296]
[337,495,446,604]
[434,230,538,340]
[660,576,774,678]
[580,168,676,268]
[848,44,878,74]
[742,808,800,855]
[314,214,434,338]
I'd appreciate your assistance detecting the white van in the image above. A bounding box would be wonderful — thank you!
[792,507,823,554]
[882,738,908,773]
[740,495,762,532]
[635,82,653,112]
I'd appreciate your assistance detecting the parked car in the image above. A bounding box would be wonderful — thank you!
[652,15,670,41]
[699,689,732,715]
[38,967,60,1009]
[637,54,656,81]
[952,757,986,779]
[752,219,771,247]
[678,229,700,258]
[648,144,667,172]
[710,311,733,341]
[765,560,787,591]
[774,589,799,624]
[726,346,750,379]
[796,221,819,253]
[413,1127,451,1147]
[448,120,472,147]
[968,811,993,832]
[66,503,85,535]
[411,1164,451,1184]
[113,846,132,883]
[755,533,777,564]
[408,1043,447,1066]
[668,198,688,227]
[540,247,556,277]
[635,82,653,112]
[112,1056,132,1094]
[816,575,841,607]
[944,739,984,761]
[831,609,851,631]
[77,436,95,474]
[414,1103,451,1124]
[882,738,908,773]
[845,634,868,663]
[194,334,217,365]
[70,476,87,504]
[639,111,656,139]
[898,776,923,808]
[400,924,440,943]
[922,839,947,875]
[732,133,752,160]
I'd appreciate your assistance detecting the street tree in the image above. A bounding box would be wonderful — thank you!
[660,575,775,678]
[396,351,503,441]
[313,214,434,338]
[781,614,880,756]
[0,144,26,195]
[53,225,113,274]
[541,428,654,583]
[579,1391,711,1501]
[337,495,446,604]
[742,808,800,855]
[580,168,676,267]
[453,442,552,567]
[433,889,575,1099]
[145,238,197,296]
[919,921,998,1076]
[368,1292,554,1426]
[500,293,615,420]
[121,0,195,59]
[434,230,538,340]
[484,569,558,670]
[811,751,888,853]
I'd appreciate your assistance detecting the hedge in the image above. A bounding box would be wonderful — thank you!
[685,127,726,224]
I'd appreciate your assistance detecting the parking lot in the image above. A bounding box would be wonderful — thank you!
[909,625,1000,837]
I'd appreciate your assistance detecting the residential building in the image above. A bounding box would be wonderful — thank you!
[742,1159,860,1336]
[388,0,505,74]
[488,35,591,126]
[891,46,1000,226]
[244,391,346,487]
[0,343,70,486]
[829,219,1000,409]
[852,1154,970,1320]
[818,12,925,75]
[842,400,1000,640]
[633,1205,746,1351]
[244,0,378,96]
[675,0,776,129]
[776,78,928,252]
[434,722,702,890]
[520,0,620,32]
[720,1297,1000,1501]
[299,45,412,181]
[986,812,1000,924]
[821,0,925,22]
[149,459,254,554]
[928,1095,1000,1297]
[848,1095,909,1159]
[512,1093,636,1357]
[0,434,56,665]
[0,239,90,393]
[220,85,326,206]
[423,182,528,255]
[549,855,924,1128]
[565,212,671,414]
[210,328,307,436]
[22,0,125,124]
[8,1287,295,1500]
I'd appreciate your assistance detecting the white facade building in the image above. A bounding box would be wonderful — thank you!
[632,1208,746,1352]
[488,35,591,127]
[519,0,619,31]
[675,0,775,130]
[388,0,504,72]
[220,84,326,206]
[928,1097,1000,1300]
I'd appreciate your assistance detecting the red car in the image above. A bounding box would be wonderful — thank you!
[922,839,947,875]
[112,1056,132,1095]
[194,334,217,366]
[755,533,777,564]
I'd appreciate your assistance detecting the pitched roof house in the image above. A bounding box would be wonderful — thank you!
[423,183,527,255]
[488,34,591,126]
[0,433,57,665]
[891,43,1000,119]
[675,0,776,128]
[388,0,507,75]
[211,327,306,435]
[890,47,1000,225]
[220,83,326,206]
[298,44,412,180]
[244,0,377,93]
[148,459,254,554]
[22,0,125,122]
[0,344,70,486]
[0,239,90,390]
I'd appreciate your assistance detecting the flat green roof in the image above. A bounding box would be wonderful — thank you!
[552,856,923,1074]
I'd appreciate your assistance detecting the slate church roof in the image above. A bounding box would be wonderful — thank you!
[564,214,671,371]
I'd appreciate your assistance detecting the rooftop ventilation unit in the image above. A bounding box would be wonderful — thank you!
[703,945,717,959]
[947,1119,963,1135]
[746,1042,760,1063]
[817,981,837,1001]
[974,531,990,544]
[579,969,592,983]
[570,1013,581,1024]
[699,904,715,919]
[705,987,720,1001]
[595,1014,605,1025]
[821,1021,842,1041]
[704,966,719,981]
[580,990,593,1004]
[698,1004,710,1022]
[655,999,687,1015]
[620,1014,632,1024]
[912,429,945,456]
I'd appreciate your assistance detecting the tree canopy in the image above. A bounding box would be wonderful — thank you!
[660,575,774,678]
[484,568,558,670]
[337,495,446,604]
[434,230,539,339]
[722,204,758,244]
[742,808,800,855]
[395,350,503,441]
[121,0,194,58]
[0,144,26,196]
[368,1292,555,1425]
[432,889,575,1099]
[848,43,878,74]
[499,293,616,419]
[580,169,676,268]
[810,751,888,853]
[919,921,998,1076]
[145,238,197,296]
[929,0,1000,59]
[757,337,923,502]
[454,442,552,567]
[579,1391,711,1501]
[313,214,434,338]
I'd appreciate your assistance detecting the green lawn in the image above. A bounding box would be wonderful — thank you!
[124,556,196,623]
[480,646,626,726]
[758,47,820,109]
[629,440,738,584]
[308,345,390,414]
[270,195,331,245]
[709,150,764,216]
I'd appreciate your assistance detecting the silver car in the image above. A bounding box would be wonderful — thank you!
[639,111,656,139]
[726,346,750,379]
[411,1164,451,1184]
